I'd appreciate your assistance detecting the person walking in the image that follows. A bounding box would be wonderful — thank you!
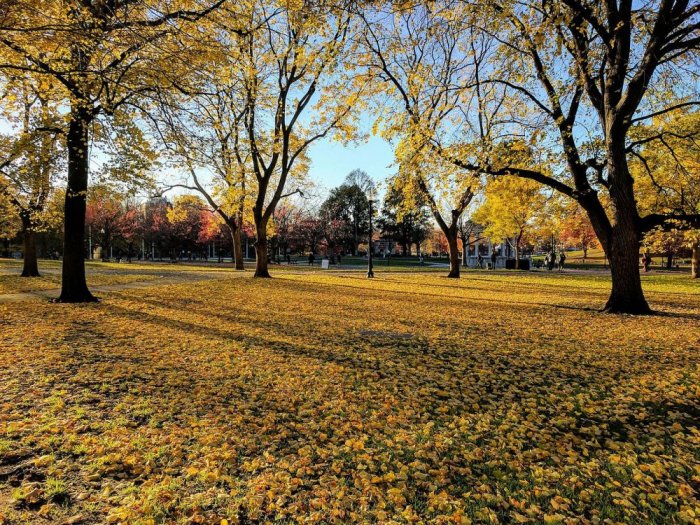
[490,251,497,270]
[558,251,566,272]
[308,252,315,266]
[547,251,556,271]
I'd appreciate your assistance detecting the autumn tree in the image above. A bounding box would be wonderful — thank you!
[153,26,251,270]
[630,110,700,277]
[0,192,19,257]
[85,185,127,261]
[559,204,600,261]
[220,0,366,277]
[168,195,210,260]
[426,0,699,312]
[473,177,547,268]
[0,0,226,301]
[360,3,500,277]
[319,180,370,255]
[0,74,63,276]
[378,175,432,256]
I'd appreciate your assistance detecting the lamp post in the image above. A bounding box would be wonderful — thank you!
[367,184,374,278]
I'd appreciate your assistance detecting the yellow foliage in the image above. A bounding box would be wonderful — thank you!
[0,265,698,523]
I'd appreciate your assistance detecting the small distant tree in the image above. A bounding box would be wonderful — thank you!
[473,177,547,268]
[559,205,600,261]
[456,218,485,267]
[319,181,370,255]
[85,186,124,262]
[378,178,432,256]
[168,195,209,260]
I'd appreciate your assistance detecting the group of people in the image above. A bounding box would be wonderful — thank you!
[544,251,566,272]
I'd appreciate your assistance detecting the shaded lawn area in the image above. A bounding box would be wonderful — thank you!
[0,270,699,524]
[0,260,238,295]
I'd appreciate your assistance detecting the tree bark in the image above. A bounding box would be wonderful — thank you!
[691,242,699,279]
[231,226,244,271]
[461,236,468,266]
[599,135,650,314]
[254,222,270,278]
[57,105,96,303]
[446,229,460,278]
[21,226,40,277]
[603,222,650,314]
[514,239,521,270]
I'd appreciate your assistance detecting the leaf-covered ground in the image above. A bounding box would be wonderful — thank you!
[0,268,699,524]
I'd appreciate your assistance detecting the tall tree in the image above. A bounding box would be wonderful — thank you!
[360,3,496,277]
[233,0,365,277]
[0,74,63,276]
[154,31,251,270]
[434,0,700,312]
[0,0,226,301]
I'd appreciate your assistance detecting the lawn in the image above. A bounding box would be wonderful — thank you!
[0,267,699,524]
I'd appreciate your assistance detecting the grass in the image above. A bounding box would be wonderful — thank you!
[0,266,698,524]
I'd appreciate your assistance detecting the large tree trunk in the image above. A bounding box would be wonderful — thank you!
[446,229,460,278]
[692,242,699,279]
[254,223,270,278]
[21,226,40,277]
[57,105,96,303]
[604,226,649,313]
[600,136,650,314]
[231,227,244,270]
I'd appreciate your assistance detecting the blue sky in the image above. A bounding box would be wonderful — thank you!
[305,134,396,194]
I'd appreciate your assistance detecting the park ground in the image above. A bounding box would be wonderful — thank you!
[0,260,699,524]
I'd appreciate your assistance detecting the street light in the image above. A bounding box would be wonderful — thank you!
[367,184,374,278]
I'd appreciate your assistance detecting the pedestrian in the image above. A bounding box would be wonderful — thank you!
[547,251,556,271]
[642,251,651,272]
[308,252,315,266]
[477,252,483,269]
[490,251,497,270]
[558,251,566,272]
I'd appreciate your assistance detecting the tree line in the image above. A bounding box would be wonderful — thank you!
[1,0,698,313]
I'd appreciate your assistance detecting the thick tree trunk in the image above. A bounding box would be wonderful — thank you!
[232,227,245,270]
[603,223,650,314]
[599,135,650,314]
[446,230,460,278]
[57,105,96,303]
[692,242,699,279]
[665,252,673,270]
[21,226,40,277]
[254,223,270,278]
